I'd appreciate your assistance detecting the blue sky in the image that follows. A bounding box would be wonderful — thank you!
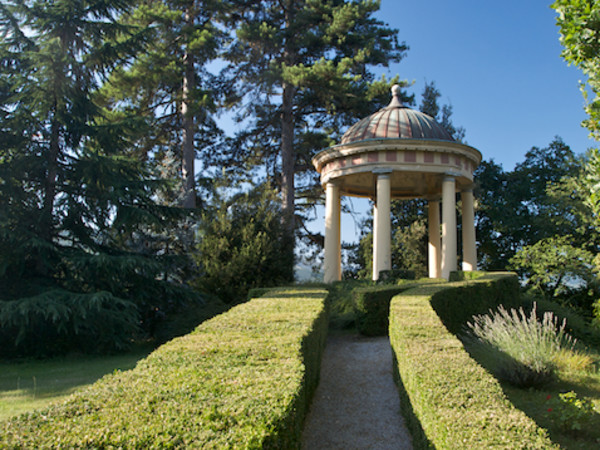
[316,0,598,246]
[374,0,594,170]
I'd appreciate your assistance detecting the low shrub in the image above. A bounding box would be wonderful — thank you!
[389,275,557,449]
[546,391,595,434]
[464,304,577,387]
[552,348,597,373]
[0,287,328,448]
[353,285,411,336]
[377,269,416,283]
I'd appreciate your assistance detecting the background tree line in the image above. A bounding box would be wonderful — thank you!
[1,0,599,357]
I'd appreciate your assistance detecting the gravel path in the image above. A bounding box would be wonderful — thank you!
[301,333,413,450]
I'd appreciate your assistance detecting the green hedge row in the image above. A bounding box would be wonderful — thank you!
[353,280,444,336]
[1,287,329,448]
[429,272,523,335]
[389,274,558,449]
[353,285,410,336]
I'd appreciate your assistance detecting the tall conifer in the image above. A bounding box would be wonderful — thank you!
[223,0,407,277]
[103,0,224,208]
[0,0,195,356]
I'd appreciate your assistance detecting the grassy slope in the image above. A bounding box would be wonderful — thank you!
[0,347,152,421]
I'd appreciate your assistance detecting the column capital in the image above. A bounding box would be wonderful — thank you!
[373,167,393,176]
[443,172,460,181]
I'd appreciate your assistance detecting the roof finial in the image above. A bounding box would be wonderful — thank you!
[388,84,404,108]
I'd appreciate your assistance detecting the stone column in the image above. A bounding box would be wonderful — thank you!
[372,202,378,280]
[428,199,441,278]
[441,175,457,279]
[324,182,341,283]
[461,188,477,271]
[373,171,392,280]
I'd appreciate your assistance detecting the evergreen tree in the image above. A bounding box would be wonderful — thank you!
[103,0,225,208]
[0,0,197,357]
[419,81,465,141]
[193,178,292,303]
[222,0,407,276]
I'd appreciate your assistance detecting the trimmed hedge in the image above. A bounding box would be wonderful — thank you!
[448,270,486,281]
[353,280,444,336]
[0,287,329,448]
[429,272,523,335]
[389,274,558,449]
[353,285,409,336]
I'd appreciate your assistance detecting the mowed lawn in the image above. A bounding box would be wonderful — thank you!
[0,347,152,421]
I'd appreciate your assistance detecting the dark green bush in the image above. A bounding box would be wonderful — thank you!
[0,290,140,357]
[353,285,411,336]
[0,287,328,448]
[389,275,557,449]
[377,269,416,283]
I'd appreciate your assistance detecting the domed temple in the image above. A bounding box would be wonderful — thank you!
[312,85,482,282]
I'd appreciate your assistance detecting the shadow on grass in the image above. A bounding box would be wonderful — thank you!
[500,374,600,448]
[461,340,600,448]
[0,346,153,419]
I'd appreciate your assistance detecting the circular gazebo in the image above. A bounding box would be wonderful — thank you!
[312,85,482,282]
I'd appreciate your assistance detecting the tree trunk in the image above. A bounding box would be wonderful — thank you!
[42,102,60,242]
[280,80,296,273]
[181,6,196,209]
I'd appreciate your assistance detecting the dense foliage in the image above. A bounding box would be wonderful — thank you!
[474,138,600,321]
[553,0,600,139]
[193,180,293,303]
[0,0,206,357]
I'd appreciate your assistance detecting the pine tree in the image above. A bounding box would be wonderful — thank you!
[0,0,197,357]
[222,0,407,277]
[419,81,465,141]
[103,0,225,208]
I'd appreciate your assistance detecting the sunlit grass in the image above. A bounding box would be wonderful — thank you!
[0,346,152,421]
[463,304,600,447]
